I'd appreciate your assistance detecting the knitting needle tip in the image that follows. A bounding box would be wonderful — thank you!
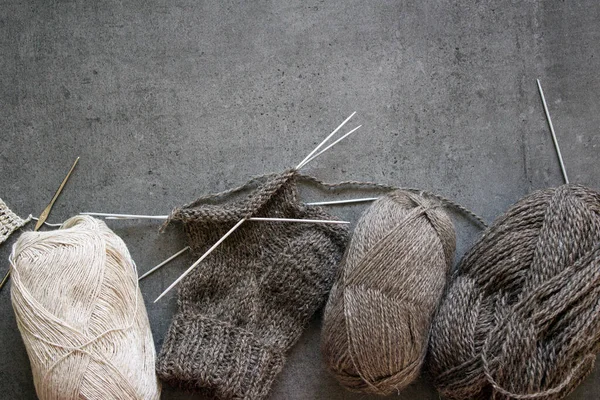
[296,112,357,169]
[138,246,191,281]
[536,79,569,184]
[306,197,379,206]
[34,157,80,231]
[298,124,362,169]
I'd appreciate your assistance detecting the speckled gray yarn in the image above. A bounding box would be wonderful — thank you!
[156,170,348,400]
[429,184,600,400]
[322,190,455,395]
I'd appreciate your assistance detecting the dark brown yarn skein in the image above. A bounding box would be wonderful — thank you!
[322,190,456,395]
[428,184,600,400]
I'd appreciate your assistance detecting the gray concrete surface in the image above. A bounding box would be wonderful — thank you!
[1,1,599,399]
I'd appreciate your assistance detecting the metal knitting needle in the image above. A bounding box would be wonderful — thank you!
[138,246,190,281]
[81,212,349,224]
[247,217,349,224]
[100,201,362,281]
[96,112,365,291]
[81,212,168,219]
[80,211,350,286]
[105,216,164,220]
[295,112,356,169]
[148,211,352,295]
[138,215,352,282]
[154,218,247,303]
[537,79,569,184]
[306,197,379,206]
[298,125,362,169]
[0,157,80,292]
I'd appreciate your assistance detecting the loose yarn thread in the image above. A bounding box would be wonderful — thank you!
[10,215,161,400]
[322,190,456,395]
[162,170,486,229]
[428,184,600,400]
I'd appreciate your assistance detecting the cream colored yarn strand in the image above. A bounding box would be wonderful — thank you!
[10,216,160,400]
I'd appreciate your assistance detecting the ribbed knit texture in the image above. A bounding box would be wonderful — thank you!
[0,198,31,244]
[156,170,349,400]
[428,184,600,400]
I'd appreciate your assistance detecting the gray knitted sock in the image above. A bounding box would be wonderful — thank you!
[156,170,348,400]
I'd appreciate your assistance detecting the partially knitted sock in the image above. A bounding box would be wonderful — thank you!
[0,198,31,244]
[156,169,349,400]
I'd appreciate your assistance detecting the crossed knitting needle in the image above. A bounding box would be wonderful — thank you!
[83,112,380,303]
[84,196,379,282]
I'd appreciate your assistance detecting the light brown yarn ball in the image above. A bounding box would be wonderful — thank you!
[321,190,456,395]
[10,216,161,400]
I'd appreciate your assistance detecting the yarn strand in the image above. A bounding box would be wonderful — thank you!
[296,174,488,227]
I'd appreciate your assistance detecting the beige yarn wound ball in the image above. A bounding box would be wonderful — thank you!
[10,215,161,400]
[321,190,455,395]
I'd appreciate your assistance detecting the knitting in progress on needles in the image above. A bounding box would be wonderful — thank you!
[83,112,366,301]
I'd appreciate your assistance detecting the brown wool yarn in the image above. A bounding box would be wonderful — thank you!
[156,170,348,400]
[321,190,456,395]
[428,184,600,400]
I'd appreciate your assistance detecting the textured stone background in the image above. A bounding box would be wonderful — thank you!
[1,1,599,398]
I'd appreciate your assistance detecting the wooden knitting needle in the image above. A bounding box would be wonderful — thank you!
[35,157,80,230]
[0,157,80,292]
[0,263,12,292]
[536,79,569,184]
